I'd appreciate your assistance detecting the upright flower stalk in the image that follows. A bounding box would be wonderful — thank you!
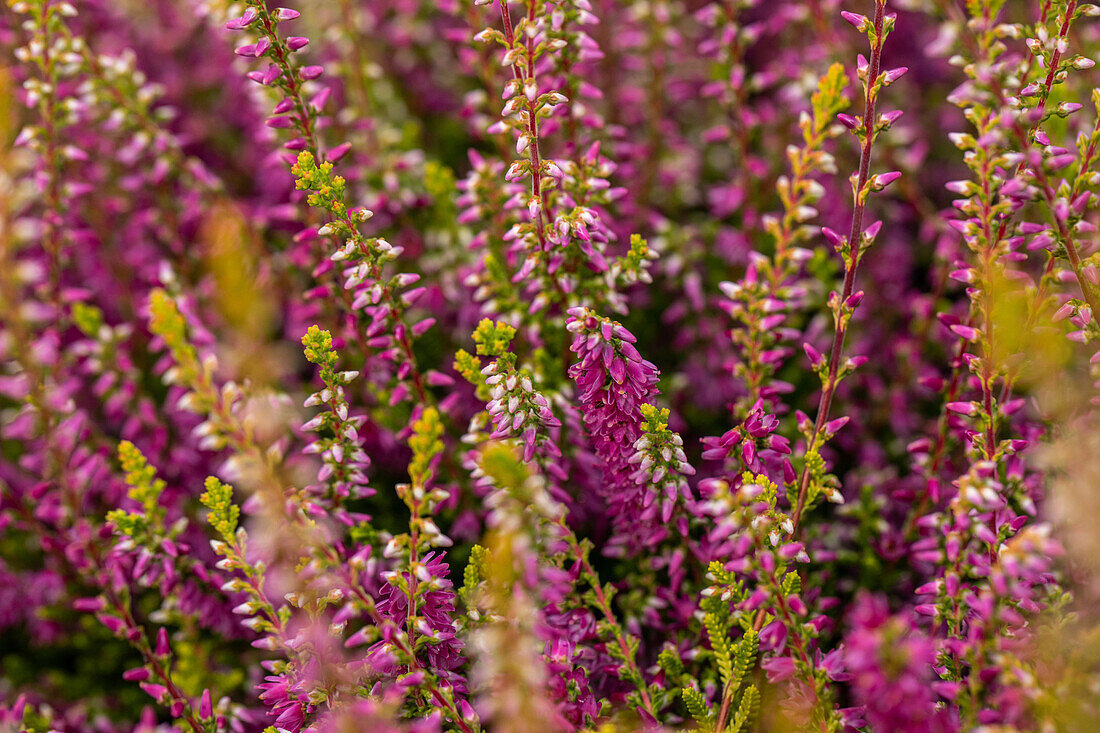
[225,2,325,159]
[791,0,905,530]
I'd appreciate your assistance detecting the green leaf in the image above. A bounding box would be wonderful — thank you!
[731,684,760,733]
[732,630,759,692]
[810,63,851,138]
[658,646,684,679]
[682,686,713,728]
[704,613,733,688]
[200,476,239,542]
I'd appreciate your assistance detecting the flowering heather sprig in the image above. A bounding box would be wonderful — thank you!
[628,404,694,526]
[295,151,437,411]
[474,0,565,239]
[1014,3,1100,323]
[471,0,627,321]
[695,473,833,729]
[912,11,1091,688]
[148,287,290,491]
[301,325,373,519]
[75,445,222,733]
[204,478,352,732]
[457,325,649,722]
[102,443,231,630]
[90,593,216,733]
[455,333,613,721]
[842,593,953,732]
[339,557,478,733]
[11,0,224,216]
[548,520,659,722]
[701,404,796,490]
[456,149,524,318]
[565,306,661,554]
[202,475,369,729]
[681,582,761,733]
[223,1,327,159]
[942,0,1100,466]
[200,475,293,656]
[912,459,1055,726]
[537,0,603,153]
[354,407,469,717]
[8,0,82,305]
[107,440,168,542]
[459,318,561,462]
[791,0,904,531]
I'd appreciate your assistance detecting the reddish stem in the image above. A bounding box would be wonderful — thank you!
[792,0,889,532]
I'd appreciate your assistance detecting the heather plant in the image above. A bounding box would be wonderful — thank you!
[6,0,1100,731]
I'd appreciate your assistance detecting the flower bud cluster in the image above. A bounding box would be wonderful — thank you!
[301,325,373,519]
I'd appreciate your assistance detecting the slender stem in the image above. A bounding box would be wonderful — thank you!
[791,0,888,532]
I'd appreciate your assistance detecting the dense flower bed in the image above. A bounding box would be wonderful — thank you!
[2,0,1100,731]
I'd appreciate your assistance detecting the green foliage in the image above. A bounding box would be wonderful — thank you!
[681,686,713,728]
[454,348,489,399]
[684,629,758,732]
[782,571,801,598]
[731,631,758,694]
[730,684,760,733]
[703,613,734,688]
[809,63,851,139]
[200,476,239,542]
[692,559,763,733]
[477,442,529,492]
[292,150,348,217]
[472,318,517,358]
[790,451,841,507]
[461,544,488,603]
[742,471,778,507]
[106,441,167,538]
[625,233,650,269]
[657,645,684,680]
[348,520,380,548]
[301,325,338,383]
[408,407,444,488]
[71,301,104,337]
[422,159,458,227]
[170,636,247,707]
[613,233,657,286]
[148,289,201,386]
[604,627,643,689]
[640,403,669,433]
